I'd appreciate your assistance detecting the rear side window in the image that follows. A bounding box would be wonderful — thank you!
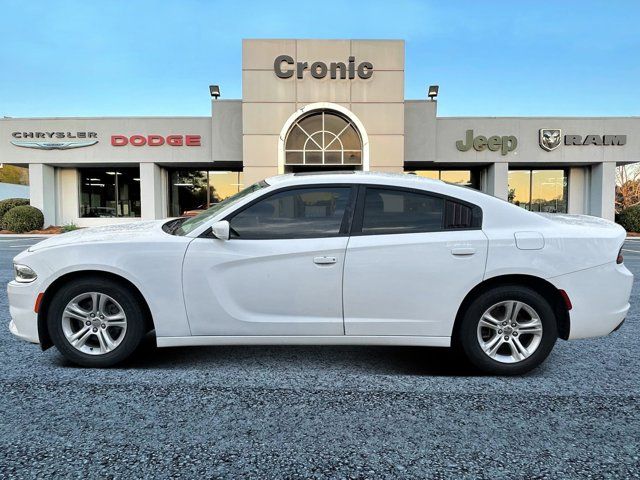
[229,187,352,239]
[444,200,480,229]
[359,187,481,235]
[361,188,445,234]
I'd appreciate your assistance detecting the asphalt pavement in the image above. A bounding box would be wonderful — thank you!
[0,236,639,479]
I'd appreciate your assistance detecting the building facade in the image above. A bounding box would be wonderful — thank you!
[1,39,638,227]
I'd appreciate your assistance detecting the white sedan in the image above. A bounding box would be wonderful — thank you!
[8,172,633,374]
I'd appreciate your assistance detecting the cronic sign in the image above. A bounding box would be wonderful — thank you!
[274,55,373,79]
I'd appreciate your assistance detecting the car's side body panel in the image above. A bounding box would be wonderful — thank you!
[182,236,348,336]
[548,261,632,339]
[343,229,488,337]
[483,216,626,281]
[11,225,193,338]
[156,335,451,348]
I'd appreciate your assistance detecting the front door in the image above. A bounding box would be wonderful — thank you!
[343,186,488,337]
[182,185,355,336]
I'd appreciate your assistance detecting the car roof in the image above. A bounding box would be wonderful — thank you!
[265,171,444,188]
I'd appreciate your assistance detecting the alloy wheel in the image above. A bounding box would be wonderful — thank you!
[61,292,128,355]
[476,300,543,364]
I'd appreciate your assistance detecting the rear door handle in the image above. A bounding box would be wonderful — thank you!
[451,247,476,256]
[314,256,337,265]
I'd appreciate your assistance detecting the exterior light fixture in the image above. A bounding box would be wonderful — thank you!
[428,85,439,100]
[209,85,220,99]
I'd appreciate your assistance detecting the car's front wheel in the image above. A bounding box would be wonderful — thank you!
[458,285,558,375]
[47,277,147,367]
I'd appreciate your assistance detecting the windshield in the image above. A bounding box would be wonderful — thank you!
[173,181,268,236]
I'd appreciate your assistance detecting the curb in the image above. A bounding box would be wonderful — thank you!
[0,234,55,238]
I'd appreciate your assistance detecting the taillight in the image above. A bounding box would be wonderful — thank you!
[617,247,624,264]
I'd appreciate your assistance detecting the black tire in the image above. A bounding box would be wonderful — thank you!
[47,277,147,367]
[458,285,558,375]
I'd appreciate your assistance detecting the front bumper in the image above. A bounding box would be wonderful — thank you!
[550,261,633,339]
[7,280,41,344]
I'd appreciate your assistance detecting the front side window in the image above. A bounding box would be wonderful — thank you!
[229,187,352,239]
[361,188,445,235]
[174,181,267,236]
[79,168,141,218]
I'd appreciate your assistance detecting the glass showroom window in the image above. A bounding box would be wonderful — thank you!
[79,168,141,218]
[285,110,362,166]
[508,169,568,213]
[409,170,479,189]
[168,169,243,217]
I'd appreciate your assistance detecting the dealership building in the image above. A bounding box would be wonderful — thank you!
[1,39,639,227]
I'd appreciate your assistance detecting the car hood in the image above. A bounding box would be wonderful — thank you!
[28,220,167,252]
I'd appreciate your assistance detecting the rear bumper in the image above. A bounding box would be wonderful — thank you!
[549,262,633,339]
[7,280,40,344]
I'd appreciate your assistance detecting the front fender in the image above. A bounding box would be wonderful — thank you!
[26,239,193,339]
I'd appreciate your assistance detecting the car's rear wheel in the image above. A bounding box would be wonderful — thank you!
[458,285,558,375]
[47,277,146,367]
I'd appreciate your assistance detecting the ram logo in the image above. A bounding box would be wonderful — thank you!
[539,129,562,152]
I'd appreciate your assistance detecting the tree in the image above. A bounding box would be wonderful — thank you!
[616,163,640,212]
[0,165,29,185]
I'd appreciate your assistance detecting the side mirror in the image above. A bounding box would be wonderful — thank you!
[210,220,230,240]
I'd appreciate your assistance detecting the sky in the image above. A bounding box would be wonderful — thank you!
[1,0,639,118]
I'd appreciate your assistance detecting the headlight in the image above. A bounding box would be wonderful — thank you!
[14,264,37,283]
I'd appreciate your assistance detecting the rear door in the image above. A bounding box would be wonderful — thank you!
[343,185,488,337]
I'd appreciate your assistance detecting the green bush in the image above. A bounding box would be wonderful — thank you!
[0,197,29,220]
[617,205,640,232]
[1,205,44,233]
[62,223,79,233]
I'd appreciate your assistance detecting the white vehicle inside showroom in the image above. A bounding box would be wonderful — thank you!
[7,172,632,374]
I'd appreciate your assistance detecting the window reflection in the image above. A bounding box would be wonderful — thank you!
[507,171,531,208]
[409,170,478,189]
[230,187,351,239]
[362,188,445,234]
[168,169,243,217]
[508,169,568,213]
[79,168,141,218]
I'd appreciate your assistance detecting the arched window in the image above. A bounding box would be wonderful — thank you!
[284,110,362,166]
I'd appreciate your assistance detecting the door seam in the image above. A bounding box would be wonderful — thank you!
[341,236,351,335]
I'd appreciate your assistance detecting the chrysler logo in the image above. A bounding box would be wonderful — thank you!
[539,129,562,151]
[10,140,98,150]
[10,131,99,150]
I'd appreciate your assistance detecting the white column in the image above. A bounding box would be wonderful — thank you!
[139,163,164,220]
[28,163,56,227]
[484,162,509,200]
[567,167,587,214]
[589,162,616,220]
[56,168,80,225]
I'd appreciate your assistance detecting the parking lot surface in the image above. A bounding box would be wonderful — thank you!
[1,236,639,479]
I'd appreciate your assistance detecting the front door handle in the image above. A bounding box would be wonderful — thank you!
[451,247,476,256]
[314,256,337,265]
